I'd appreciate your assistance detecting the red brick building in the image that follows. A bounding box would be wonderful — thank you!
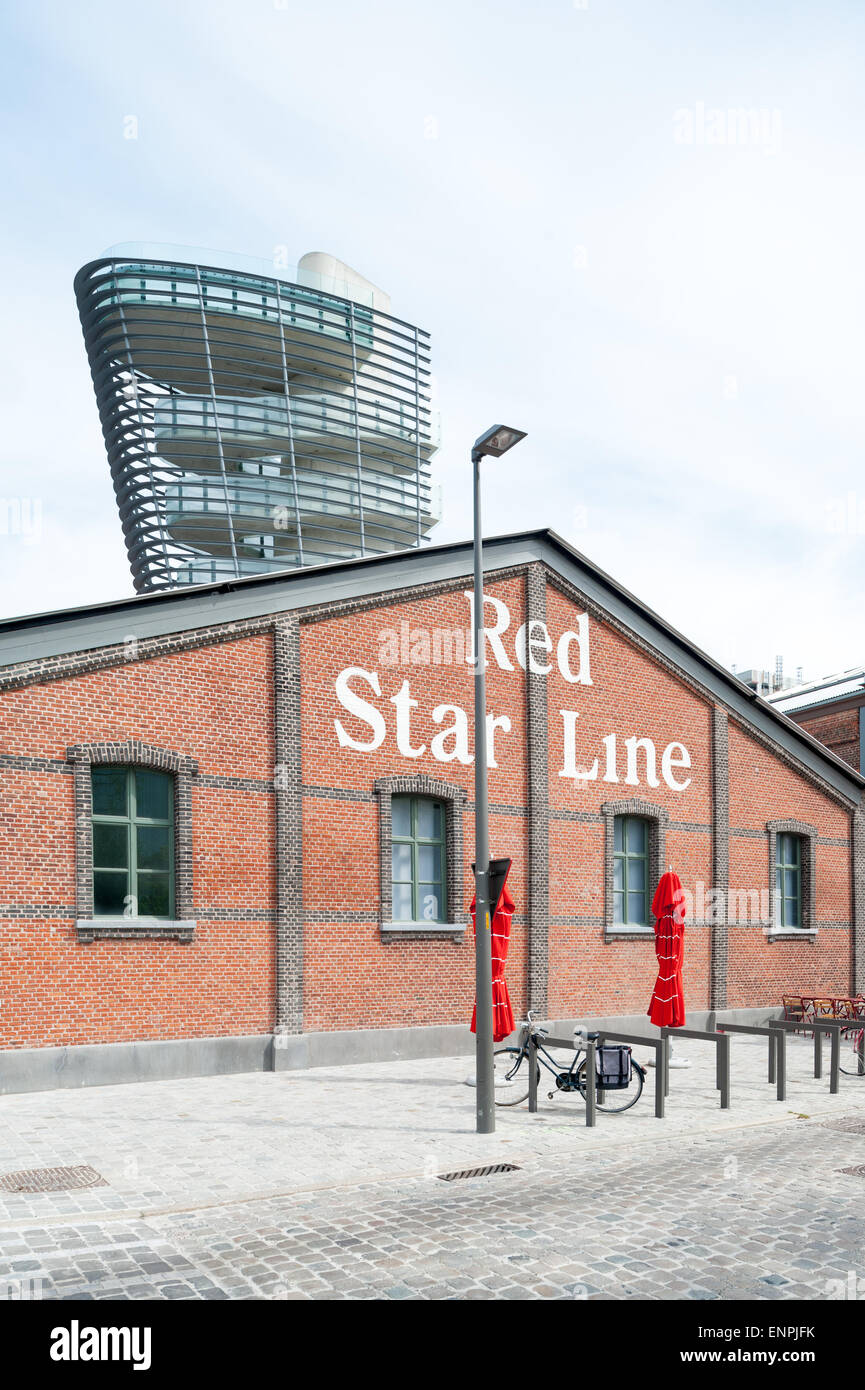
[770,668,865,775]
[1,530,863,1092]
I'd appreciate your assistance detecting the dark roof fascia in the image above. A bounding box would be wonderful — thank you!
[528,533,863,803]
[782,690,865,719]
[0,533,545,664]
[0,526,861,803]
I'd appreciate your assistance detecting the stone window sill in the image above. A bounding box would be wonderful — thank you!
[763,926,817,942]
[76,918,195,944]
[381,921,466,937]
[605,925,654,941]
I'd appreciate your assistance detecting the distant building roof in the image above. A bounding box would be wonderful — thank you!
[769,666,865,714]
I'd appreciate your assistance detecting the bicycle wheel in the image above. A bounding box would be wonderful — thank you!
[575,1057,645,1113]
[839,1029,865,1077]
[493,1047,539,1106]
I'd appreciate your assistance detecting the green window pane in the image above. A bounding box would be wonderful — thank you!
[391,797,411,838]
[786,897,800,927]
[627,819,647,853]
[419,889,442,921]
[784,868,798,899]
[138,874,171,917]
[614,817,624,851]
[93,821,128,869]
[93,871,128,916]
[392,843,412,882]
[613,890,624,924]
[417,844,441,883]
[416,800,442,840]
[137,824,171,872]
[613,858,624,892]
[390,797,446,923]
[392,882,413,921]
[629,858,646,891]
[91,767,127,817]
[135,770,172,821]
[628,891,647,924]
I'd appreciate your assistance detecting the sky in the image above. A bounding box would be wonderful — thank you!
[0,0,863,682]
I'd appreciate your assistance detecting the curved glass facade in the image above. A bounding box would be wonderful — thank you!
[75,245,440,591]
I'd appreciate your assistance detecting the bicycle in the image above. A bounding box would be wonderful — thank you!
[839,1021,865,1077]
[493,1011,646,1112]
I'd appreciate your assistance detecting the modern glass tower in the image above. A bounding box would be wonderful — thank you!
[75,244,440,591]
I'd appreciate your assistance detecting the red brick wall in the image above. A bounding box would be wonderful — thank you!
[791,705,860,774]
[545,585,714,1018]
[726,722,852,1006]
[0,636,276,1048]
[299,576,528,1031]
[0,571,857,1052]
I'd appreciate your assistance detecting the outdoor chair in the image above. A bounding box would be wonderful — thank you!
[813,997,836,1020]
[781,994,806,1024]
[798,997,817,1037]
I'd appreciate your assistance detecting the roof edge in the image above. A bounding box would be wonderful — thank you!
[0,526,861,797]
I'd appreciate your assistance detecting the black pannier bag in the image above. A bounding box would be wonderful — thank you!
[595,1045,632,1089]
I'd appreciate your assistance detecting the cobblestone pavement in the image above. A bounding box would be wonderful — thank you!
[1,1038,864,1300]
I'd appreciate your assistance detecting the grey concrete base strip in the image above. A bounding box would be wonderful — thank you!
[271,1023,474,1072]
[0,1035,274,1095]
[0,1008,785,1096]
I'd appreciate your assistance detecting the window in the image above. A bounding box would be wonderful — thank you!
[613,815,649,925]
[91,767,174,918]
[391,795,446,924]
[775,832,802,928]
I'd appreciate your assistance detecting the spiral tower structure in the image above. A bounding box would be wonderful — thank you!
[75,244,440,591]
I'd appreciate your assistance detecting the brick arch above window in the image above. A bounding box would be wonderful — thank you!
[600,798,670,938]
[68,740,198,940]
[765,818,818,938]
[374,774,468,936]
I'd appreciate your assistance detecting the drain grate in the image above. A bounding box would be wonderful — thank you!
[437,1163,520,1182]
[839,1165,865,1179]
[0,1164,107,1194]
[822,1116,865,1135]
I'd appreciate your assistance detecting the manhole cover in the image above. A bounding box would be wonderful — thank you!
[437,1163,520,1182]
[0,1164,107,1193]
[839,1165,865,1178]
[821,1116,865,1135]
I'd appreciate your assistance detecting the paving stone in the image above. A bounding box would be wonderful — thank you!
[3,1046,865,1301]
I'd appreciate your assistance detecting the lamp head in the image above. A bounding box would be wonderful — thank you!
[471,423,527,461]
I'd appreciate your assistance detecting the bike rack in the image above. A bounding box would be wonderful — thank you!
[526,1030,666,1124]
[597,1030,667,1119]
[521,1014,859,1126]
[814,1015,865,1076]
[526,1033,597,1125]
[716,1021,786,1101]
[768,1018,846,1095]
[660,1026,731,1109]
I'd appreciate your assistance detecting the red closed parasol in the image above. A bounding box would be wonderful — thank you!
[470,859,516,1044]
[647,868,686,1028]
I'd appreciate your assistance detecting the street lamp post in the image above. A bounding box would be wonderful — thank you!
[471,424,527,1134]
